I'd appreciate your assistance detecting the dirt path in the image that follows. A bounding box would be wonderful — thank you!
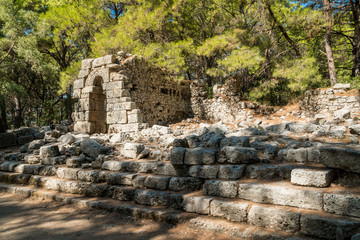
[0,193,233,240]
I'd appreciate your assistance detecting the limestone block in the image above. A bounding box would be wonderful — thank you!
[73,89,81,98]
[66,156,86,168]
[132,175,147,188]
[188,165,219,179]
[300,213,360,239]
[111,186,136,201]
[169,147,185,165]
[220,136,250,148]
[248,204,300,232]
[123,142,145,159]
[108,172,137,185]
[120,97,131,102]
[238,182,323,210]
[156,163,188,176]
[80,139,110,159]
[203,180,239,198]
[324,193,360,218]
[128,112,142,123]
[210,199,248,222]
[56,167,79,180]
[121,102,137,110]
[81,59,93,69]
[320,146,360,173]
[73,79,85,89]
[77,170,99,183]
[168,177,203,191]
[123,161,158,173]
[218,165,246,179]
[74,121,94,134]
[17,135,34,145]
[183,195,213,214]
[349,125,360,135]
[184,148,217,165]
[143,175,170,190]
[92,55,116,68]
[134,189,170,206]
[334,109,351,119]
[218,146,259,164]
[291,168,333,187]
[107,110,127,124]
[0,161,22,172]
[278,148,307,163]
[333,83,351,90]
[78,68,90,78]
[101,160,124,171]
[40,145,60,158]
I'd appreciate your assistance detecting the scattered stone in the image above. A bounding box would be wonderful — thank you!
[123,142,144,159]
[80,139,110,159]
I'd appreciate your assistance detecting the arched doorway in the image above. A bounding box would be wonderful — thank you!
[89,76,106,133]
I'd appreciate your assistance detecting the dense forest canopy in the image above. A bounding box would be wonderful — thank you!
[0,0,359,132]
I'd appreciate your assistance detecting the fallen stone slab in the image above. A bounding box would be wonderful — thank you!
[291,168,333,188]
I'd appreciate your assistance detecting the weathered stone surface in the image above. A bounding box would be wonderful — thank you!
[0,161,22,172]
[132,175,147,188]
[218,146,259,164]
[156,163,187,176]
[183,195,213,214]
[0,132,17,148]
[108,172,136,186]
[334,109,351,119]
[66,156,86,168]
[124,161,158,173]
[218,165,246,179]
[111,186,136,201]
[123,143,144,159]
[333,83,351,90]
[319,147,360,173]
[56,168,79,180]
[143,175,170,190]
[169,147,185,165]
[324,193,360,218]
[17,135,34,145]
[58,134,75,145]
[246,164,298,179]
[80,139,109,159]
[184,148,217,165]
[134,189,170,206]
[300,213,360,239]
[101,160,124,171]
[210,199,248,222]
[77,170,99,183]
[330,126,347,138]
[28,139,45,150]
[349,125,360,135]
[238,182,323,210]
[278,148,307,163]
[188,165,219,179]
[204,180,238,198]
[220,136,250,148]
[291,168,333,187]
[14,164,43,175]
[168,177,203,191]
[248,204,300,232]
[40,145,60,158]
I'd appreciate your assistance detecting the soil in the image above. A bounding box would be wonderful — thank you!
[0,193,234,240]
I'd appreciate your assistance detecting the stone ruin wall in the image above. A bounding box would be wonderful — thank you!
[72,53,191,134]
[190,80,275,123]
[300,84,360,119]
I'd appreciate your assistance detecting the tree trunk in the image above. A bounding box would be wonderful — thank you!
[0,93,7,133]
[65,87,73,121]
[324,0,337,85]
[350,0,360,77]
[14,97,23,128]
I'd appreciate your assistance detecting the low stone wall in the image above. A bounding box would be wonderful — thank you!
[190,80,274,123]
[300,83,360,119]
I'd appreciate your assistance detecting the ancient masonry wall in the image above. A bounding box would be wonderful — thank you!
[300,84,360,119]
[190,80,275,123]
[72,53,191,134]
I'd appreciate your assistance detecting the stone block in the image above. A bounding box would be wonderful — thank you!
[78,69,90,79]
[73,79,85,89]
[238,182,323,210]
[123,161,158,173]
[300,213,360,239]
[169,147,185,165]
[333,83,351,90]
[218,165,246,179]
[0,133,17,148]
[324,193,360,218]
[188,165,219,179]
[183,195,213,214]
[123,143,145,159]
[40,145,60,158]
[184,148,217,165]
[128,113,142,123]
[278,148,307,163]
[291,168,333,187]
[204,180,238,198]
[107,110,127,124]
[132,175,147,188]
[111,186,136,201]
[101,161,124,171]
[80,139,110,159]
[56,167,79,180]
[143,175,170,190]
[92,55,116,68]
[210,199,248,222]
[220,136,250,148]
[0,161,22,172]
[121,102,136,110]
[168,177,203,191]
[77,170,99,183]
[66,156,86,168]
[319,147,360,174]
[108,172,137,186]
[17,135,34,145]
[156,163,188,176]
[81,59,93,69]
[218,146,259,164]
[134,189,170,206]
[248,204,300,232]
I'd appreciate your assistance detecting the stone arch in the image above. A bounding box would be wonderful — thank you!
[86,70,108,87]
[88,75,107,133]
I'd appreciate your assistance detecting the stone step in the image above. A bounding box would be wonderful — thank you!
[203,179,360,218]
[0,183,193,224]
[181,194,360,238]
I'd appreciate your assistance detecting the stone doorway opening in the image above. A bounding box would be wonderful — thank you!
[89,76,106,133]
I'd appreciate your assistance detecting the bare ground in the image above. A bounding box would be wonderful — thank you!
[0,193,233,240]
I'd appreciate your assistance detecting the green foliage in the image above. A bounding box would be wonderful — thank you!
[59,61,81,93]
